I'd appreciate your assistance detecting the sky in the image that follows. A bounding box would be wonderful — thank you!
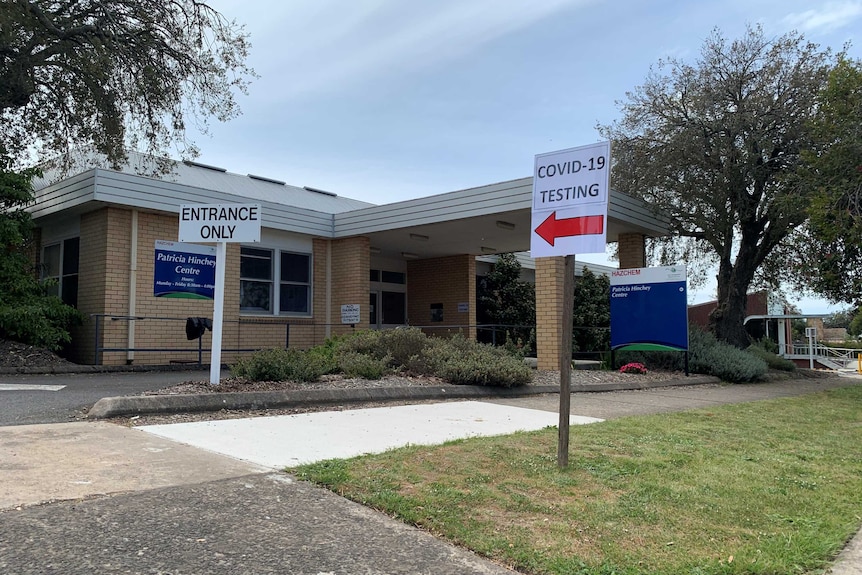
[186,0,862,315]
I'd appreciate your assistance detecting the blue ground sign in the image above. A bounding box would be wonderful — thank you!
[610,265,688,351]
[154,240,216,299]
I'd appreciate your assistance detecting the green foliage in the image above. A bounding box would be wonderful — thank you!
[336,327,428,368]
[823,308,854,329]
[338,351,391,380]
[615,328,769,382]
[0,0,255,168]
[303,343,340,375]
[236,328,532,387]
[799,58,862,304]
[849,310,862,337]
[747,344,797,372]
[231,348,330,382]
[420,335,532,388]
[0,168,82,350]
[751,336,779,354]
[572,267,610,353]
[601,25,835,346]
[689,328,768,383]
[476,253,535,351]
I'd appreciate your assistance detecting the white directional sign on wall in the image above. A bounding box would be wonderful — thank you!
[530,141,610,257]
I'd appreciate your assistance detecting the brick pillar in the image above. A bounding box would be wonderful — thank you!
[330,237,370,336]
[407,255,476,339]
[535,257,567,370]
[618,233,646,269]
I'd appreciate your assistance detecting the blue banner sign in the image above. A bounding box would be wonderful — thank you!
[610,265,688,351]
[154,240,216,299]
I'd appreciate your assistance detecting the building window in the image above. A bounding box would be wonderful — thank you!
[279,251,310,314]
[381,270,406,284]
[240,247,273,312]
[240,246,311,315]
[42,237,79,307]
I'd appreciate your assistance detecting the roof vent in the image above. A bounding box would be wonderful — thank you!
[303,185,337,197]
[248,174,286,185]
[182,160,227,172]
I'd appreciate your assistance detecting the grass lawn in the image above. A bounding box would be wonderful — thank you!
[292,386,862,575]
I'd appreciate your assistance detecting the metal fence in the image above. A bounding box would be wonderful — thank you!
[89,315,611,365]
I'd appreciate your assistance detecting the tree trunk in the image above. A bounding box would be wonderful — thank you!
[709,294,751,348]
[709,258,757,348]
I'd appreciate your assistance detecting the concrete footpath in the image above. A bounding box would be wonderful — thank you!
[1,373,861,574]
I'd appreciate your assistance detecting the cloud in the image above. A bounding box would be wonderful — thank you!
[245,0,597,100]
[781,1,862,33]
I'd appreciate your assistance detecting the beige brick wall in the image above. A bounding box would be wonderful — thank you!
[126,211,217,366]
[68,209,106,363]
[329,237,370,337]
[535,257,567,370]
[618,233,646,269]
[407,255,476,339]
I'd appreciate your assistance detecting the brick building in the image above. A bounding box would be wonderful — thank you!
[29,153,668,370]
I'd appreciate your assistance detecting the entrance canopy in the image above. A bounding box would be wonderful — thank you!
[334,177,668,259]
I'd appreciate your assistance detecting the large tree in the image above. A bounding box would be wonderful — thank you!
[601,26,834,348]
[798,58,862,304]
[0,0,254,169]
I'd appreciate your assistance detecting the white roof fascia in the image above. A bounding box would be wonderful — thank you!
[334,177,669,237]
[334,178,531,237]
[91,169,335,237]
[27,170,97,220]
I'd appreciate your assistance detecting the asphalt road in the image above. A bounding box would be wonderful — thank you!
[0,370,209,426]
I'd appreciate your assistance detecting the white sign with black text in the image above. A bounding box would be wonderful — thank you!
[179,204,261,243]
[530,141,610,257]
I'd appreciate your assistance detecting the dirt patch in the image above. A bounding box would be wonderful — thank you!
[0,339,76,369]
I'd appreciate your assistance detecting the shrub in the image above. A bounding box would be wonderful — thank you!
[336,328,429,366]
[305,338,341,374]
[614,328,769,383]
[688,328,767,383]
[751,337,779,354]
[338,351,391,380]
[421,335,532,387]
[231,348,329,382]
[746,345,796,372]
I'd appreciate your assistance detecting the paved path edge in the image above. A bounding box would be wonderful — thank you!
[88,375,721,418]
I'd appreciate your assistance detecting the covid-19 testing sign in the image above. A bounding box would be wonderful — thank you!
[610,265,688,351]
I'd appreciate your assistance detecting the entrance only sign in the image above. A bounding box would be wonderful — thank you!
[530,141,610,257]
[178,203,261,385]
[179,204,261,243]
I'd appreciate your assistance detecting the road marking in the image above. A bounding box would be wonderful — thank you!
[0,384,66,391]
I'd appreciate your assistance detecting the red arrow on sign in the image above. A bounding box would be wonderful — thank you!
[535,212,604,246]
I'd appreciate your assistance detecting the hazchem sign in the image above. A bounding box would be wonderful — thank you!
[530,141,610,257]
[153,240,216,299]
[179,204,261,243]
[610,265,688,351]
